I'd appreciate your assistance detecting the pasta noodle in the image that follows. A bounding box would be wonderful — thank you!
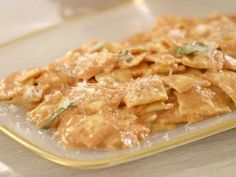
[1,14,236,150]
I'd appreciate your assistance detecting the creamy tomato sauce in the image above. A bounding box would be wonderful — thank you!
[1,14,236,149]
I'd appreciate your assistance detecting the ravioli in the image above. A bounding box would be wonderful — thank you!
[182,51,224,71]
[124,75,168,108]
[75,51,118,80]
[27,91,73,129]
[223,54,236,71]
[0,14,236,150]
[163,74,211,93]
[68,82,123,114]
[95,69,133,88]
[0,69,44,107]
[202,71,236,106]
[175,86,231,117]
[55,112,149,149]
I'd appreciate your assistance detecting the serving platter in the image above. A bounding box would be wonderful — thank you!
[0,0,236,169]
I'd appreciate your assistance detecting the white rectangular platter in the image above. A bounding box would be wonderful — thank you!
[0,0,236,169]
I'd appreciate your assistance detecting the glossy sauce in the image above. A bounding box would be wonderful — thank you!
[1,14,236,149]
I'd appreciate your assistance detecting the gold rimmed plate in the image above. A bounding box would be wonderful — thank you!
[0,0,236,169]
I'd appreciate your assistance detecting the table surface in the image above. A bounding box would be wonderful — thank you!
[1,1,236,177]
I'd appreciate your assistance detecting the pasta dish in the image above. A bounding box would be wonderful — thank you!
[0,14,236,150]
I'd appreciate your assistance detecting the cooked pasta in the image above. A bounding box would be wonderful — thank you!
[1,14,236,149]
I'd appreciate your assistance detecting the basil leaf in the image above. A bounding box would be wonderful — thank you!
[41,101,75,129]
[177,42,209,55]
[116,49,135,63]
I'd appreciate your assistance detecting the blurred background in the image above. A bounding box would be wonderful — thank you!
[0,0,127,43]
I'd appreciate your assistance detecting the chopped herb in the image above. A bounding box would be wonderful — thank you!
[117,49,129,58]
[52,105,71,119]
[41,101,75,129]
[116,49,135,63]
[177,42,209,55]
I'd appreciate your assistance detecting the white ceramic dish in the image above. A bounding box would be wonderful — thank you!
[0,0,236,169]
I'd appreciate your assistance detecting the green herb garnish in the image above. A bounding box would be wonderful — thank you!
[116,49,135,63]
[177,42,209,55]
[41,101,75,129]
